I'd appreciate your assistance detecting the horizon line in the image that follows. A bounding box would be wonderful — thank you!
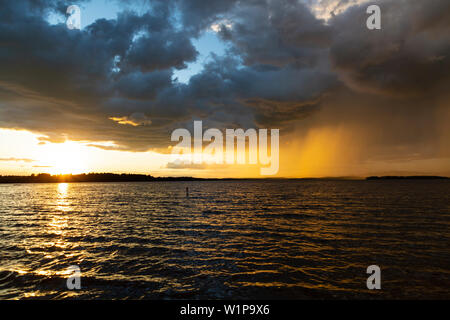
[0,172,448,183]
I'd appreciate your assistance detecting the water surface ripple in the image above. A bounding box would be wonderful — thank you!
[0,180,449,299]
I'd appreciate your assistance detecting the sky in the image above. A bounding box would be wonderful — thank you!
[0,0,449,178]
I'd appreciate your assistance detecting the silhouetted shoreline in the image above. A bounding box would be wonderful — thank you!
[0,173,448,184]
[0,173,204,184]
[366,176,449,180]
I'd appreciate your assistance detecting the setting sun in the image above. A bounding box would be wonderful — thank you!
[37,141,89,174]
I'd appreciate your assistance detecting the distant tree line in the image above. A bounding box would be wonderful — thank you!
[0,173,208,183]
[0,174,447,183]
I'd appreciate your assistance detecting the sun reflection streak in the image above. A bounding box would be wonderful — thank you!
[58,183,68,196]
[56,183,70,213]
[48,183,70,245]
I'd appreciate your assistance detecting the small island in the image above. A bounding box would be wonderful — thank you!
[366,176,449,180]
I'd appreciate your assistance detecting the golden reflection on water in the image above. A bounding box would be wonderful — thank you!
[55,183,70,212]
[1,180,448,299]
[4,182,84,299]
[13,183,76,289]
[49,183,70,247]
[58,182,68,194]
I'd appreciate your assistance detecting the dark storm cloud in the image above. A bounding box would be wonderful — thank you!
[329,0,450,97]
[217,0,331,67]
[125,30,198,71]
[0,0,201,149]
[175,0,240,34]
[113,70,173,100]
[0,0,449,162]
[182,55,337,128]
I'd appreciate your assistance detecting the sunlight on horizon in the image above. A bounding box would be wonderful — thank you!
[1,128,449,178]
[39,142,89,175]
